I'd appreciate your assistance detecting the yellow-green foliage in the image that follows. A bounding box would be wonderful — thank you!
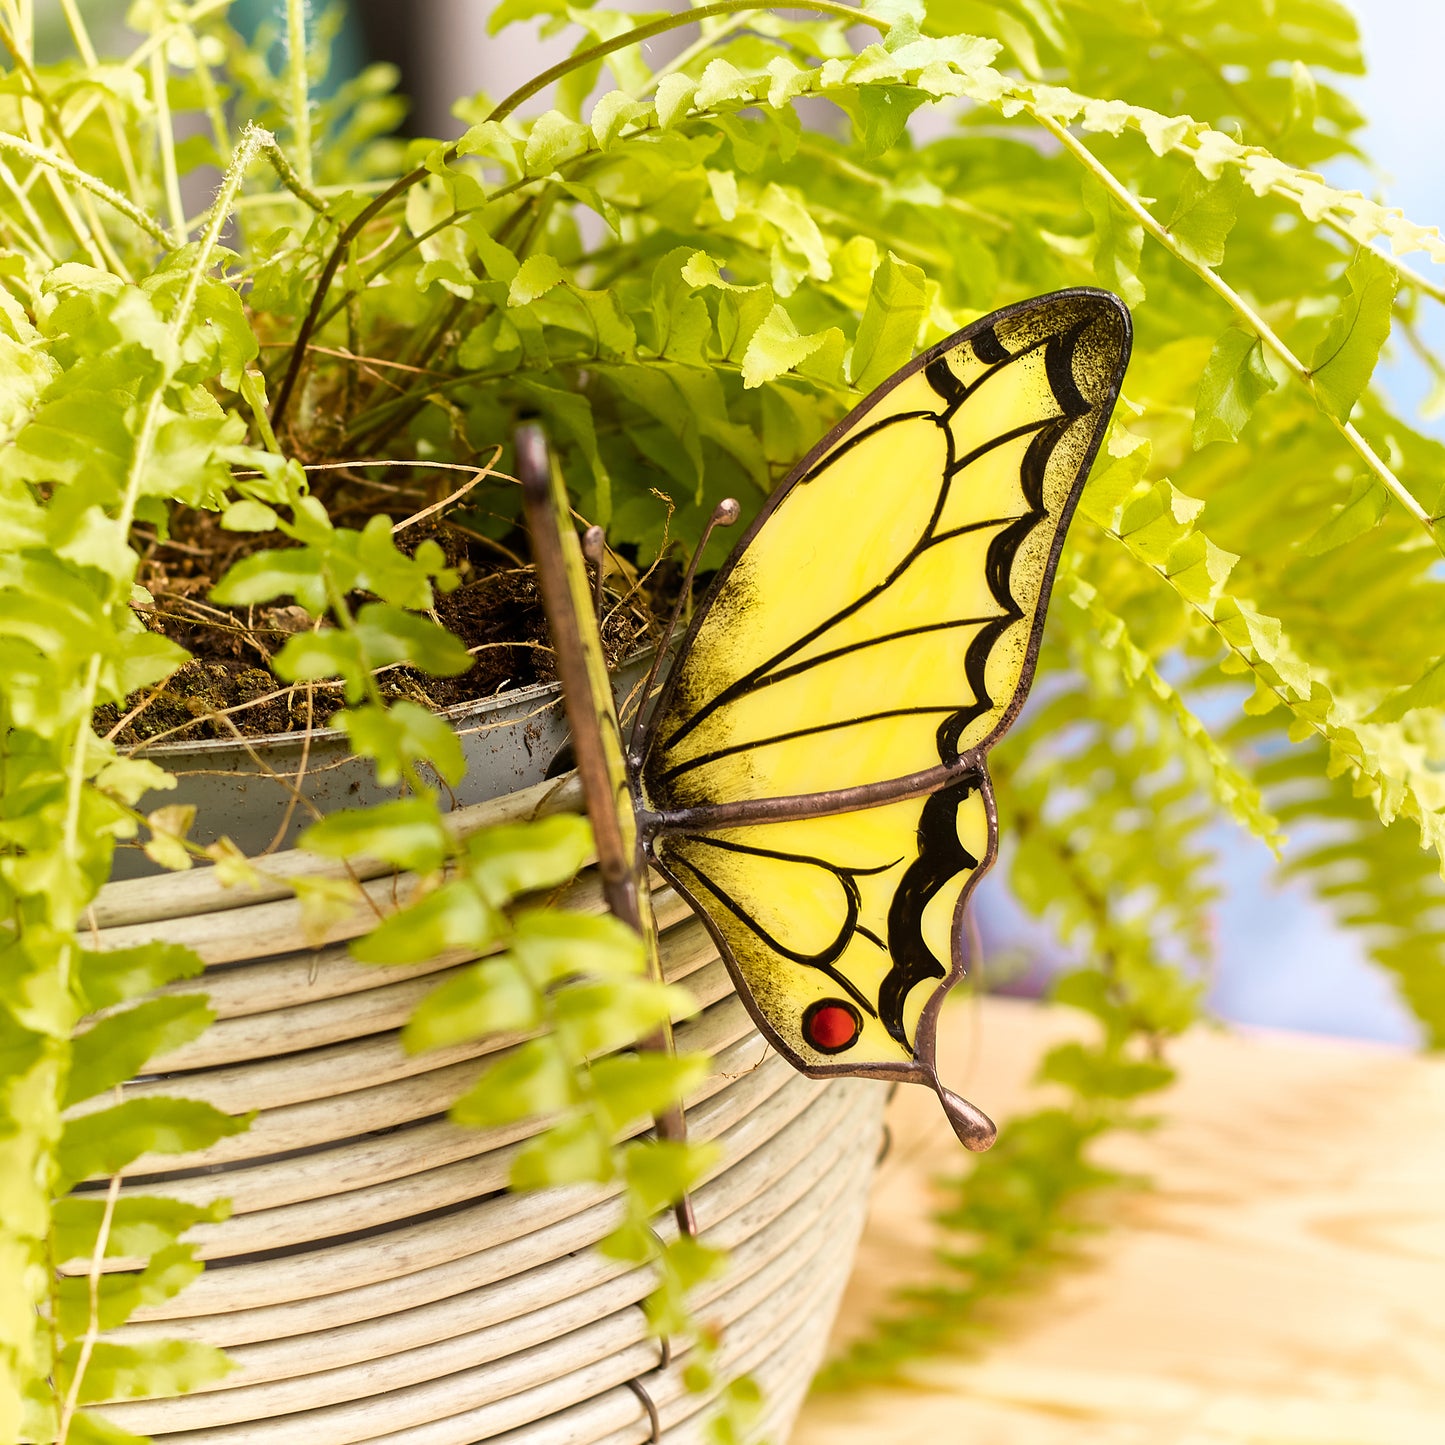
[3,0,1445,1429]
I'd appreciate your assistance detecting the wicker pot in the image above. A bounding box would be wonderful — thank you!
[80,690,883,1442]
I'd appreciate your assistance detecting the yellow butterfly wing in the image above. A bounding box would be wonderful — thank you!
[638,289,1131,1147]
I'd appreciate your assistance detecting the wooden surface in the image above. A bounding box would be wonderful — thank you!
[792,998,1445,1445]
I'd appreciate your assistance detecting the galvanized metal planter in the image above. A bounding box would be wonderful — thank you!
[107,662,651,882]
[82,686,882,1442]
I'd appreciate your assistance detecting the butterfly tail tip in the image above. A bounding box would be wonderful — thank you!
[937,1086,997,1152]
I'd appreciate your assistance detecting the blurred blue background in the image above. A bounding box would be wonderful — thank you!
[1167,0,1445,1046]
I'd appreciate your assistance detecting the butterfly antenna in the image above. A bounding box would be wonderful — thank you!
[627,497,741,756]
[582,524,607,630]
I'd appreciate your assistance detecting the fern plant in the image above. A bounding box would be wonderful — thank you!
[3,0,1445,1435]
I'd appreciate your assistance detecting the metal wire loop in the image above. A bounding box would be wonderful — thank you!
[626,1376,662,1443]
[634,1299,673,1372]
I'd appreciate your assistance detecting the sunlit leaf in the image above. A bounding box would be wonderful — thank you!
[66,996,214,1107]
[1310,248,1398,421]
[1192,326,1278,447]
[301,798,451,874]
[466,816,593,904]
[452,1037,575,1127]
[402,956,540,1051]
[58,1098,251,1190]
[350,880,499,965]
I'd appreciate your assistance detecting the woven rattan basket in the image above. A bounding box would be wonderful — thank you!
[75,773,883,1443]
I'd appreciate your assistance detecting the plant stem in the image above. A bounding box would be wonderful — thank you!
[57,0,143,198]
[489,0,885,124]
[150,45,187,244]
[241,368,282,453]
[1,0,31,58]
[1034,111,1441,553]
[49,2,231,148]
[0,132,172,249]
[108,127,257,555]
[309,170,569,338]
[62,657,102,878]
[268,0,892,431]
[257,134,328,212]
[60,129,261,949]
[1112,525,1396,815]
[0,150,54,260]
[192,39,235,169]
[10,95,105,270]
[54,1152,122,1443]
[176,126,270,341]
[641,13,752,93]
[285,0,313,191]
[180,137,328,232]
[0,17,133,276]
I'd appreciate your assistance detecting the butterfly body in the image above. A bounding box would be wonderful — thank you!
[523,287,1131,1152]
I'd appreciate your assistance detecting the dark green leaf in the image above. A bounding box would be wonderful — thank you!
[512,377,613,522]
[1082,175,1145,307]
[1369,655,1445,724]
[853,85,929,158]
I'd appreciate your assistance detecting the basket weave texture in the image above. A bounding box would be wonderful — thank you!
[74,776,884,1443]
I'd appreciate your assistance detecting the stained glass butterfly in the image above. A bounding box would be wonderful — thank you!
[519,288,1132,1151]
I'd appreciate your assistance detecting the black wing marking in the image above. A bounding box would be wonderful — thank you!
[659,831,897,1019]
[880,771,984,1045]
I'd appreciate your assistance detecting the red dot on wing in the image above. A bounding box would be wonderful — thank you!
[806,1002,859,1051]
